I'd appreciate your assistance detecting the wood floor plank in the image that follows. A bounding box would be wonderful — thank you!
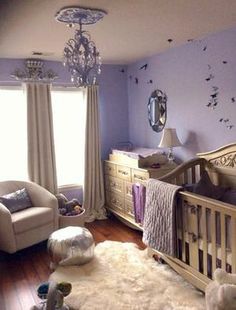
[0,217,143,309]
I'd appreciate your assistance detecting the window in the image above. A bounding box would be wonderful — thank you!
[0,88,28,181]
[51,89,86,187]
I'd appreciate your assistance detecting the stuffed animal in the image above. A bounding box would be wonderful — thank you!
[205,268,236,310]
[56,193,84,216]
[30,281,72,310]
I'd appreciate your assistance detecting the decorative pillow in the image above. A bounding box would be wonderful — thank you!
[220,189,236,206]
[183,171,226,200]
[0,188,32,213]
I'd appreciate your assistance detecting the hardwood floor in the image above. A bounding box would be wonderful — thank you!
[0,216,145,310]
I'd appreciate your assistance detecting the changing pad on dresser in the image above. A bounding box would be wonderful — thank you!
[109,147,167,168]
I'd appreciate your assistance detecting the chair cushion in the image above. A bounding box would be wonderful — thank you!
[0,188,32,213]
[12,207,54,234]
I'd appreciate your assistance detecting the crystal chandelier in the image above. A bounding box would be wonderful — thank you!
[11,59,58,82]
[55,7,107,87]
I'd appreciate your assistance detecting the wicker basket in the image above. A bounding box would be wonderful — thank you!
[59,209,85,228]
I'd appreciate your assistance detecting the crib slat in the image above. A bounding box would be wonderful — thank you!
[191,167,196,183]
[231,218,236,273]
[211,210,217,273]
[202,206,208,276]
[220,213,226,271]
[176,175,181,185]
[188,204,199,270]
[184,171,188,184]
[182,202,186,262]
[200,163,205,175]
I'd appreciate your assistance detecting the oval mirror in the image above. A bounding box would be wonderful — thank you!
[147,89,167,132]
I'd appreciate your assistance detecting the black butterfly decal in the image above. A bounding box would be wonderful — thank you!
[222,61,228,64]
[205,74,214,82]
[210,93,218,99]
[219,118,224,122]
[139,64,148,70]
[212,102,218,108]
[147,80,153,84]
[203,45,207,51]
[119,69,125,73]
[167,39,173,43]
[227,125,233,130]
[231,97,235,103]
[135,78,138,84]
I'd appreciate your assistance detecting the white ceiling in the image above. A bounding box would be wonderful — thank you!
[0,0,236,64]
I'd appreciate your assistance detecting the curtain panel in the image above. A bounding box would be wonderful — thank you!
[26,83,58,194]
[83,85,106,222]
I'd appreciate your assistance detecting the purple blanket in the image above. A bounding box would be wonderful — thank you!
[132,183,146,224]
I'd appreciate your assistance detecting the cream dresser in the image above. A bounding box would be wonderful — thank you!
[104,153,177,229]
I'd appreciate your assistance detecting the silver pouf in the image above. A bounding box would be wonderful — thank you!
[48,226,95,269]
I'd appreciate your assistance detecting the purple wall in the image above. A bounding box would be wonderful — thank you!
[127,27,236,162]
[1,26,236,164]
[0,59,129,160]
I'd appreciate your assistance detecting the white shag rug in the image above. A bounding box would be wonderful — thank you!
[50,241,205,310]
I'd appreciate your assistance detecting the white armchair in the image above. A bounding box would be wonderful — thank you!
[0,180,58,253]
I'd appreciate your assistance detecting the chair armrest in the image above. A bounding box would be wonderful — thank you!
[0,203,17,253]
[25,182,59,230]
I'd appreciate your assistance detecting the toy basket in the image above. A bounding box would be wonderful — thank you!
[59,209,85,228]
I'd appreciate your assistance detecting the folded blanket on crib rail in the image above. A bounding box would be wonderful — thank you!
[142,179,182,257]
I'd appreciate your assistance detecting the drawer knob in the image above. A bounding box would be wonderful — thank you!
[134,174,145,181]
[118,170,128,176]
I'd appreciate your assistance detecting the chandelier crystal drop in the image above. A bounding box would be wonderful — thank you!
[55,7,107,87]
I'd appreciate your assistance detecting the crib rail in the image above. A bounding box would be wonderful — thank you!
[159,157,207,186]
[177,191,236,278]
[151,155,236,291]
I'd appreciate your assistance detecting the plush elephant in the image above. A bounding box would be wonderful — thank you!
[205,269,236,310]
[30,281,72,310]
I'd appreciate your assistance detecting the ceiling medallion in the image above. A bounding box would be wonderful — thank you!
[11,59,58,82]
[55,7,107,87]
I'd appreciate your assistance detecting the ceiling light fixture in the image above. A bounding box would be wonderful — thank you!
[55,7,107,87]
[11,59,58,82]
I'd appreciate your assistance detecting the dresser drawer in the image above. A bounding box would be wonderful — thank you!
[109,192,125,213]
[105,176,124,195]
[132,169,149,184]
[117,165,131,181]
[105,190,110,206]
[125,181,133,201]
[104,161,117,177]
[125,199,134,219]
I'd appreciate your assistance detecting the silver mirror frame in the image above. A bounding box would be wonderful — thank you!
[147,89,167,132]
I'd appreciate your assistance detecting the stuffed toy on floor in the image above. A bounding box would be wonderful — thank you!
[205,268,236,310]
[56,193,83,216]
[30,281,72,310]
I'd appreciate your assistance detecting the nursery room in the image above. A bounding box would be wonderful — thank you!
[0,0,236,309]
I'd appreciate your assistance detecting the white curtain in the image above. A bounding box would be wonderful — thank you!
[26,83,58,194]
[83,85,106,222]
